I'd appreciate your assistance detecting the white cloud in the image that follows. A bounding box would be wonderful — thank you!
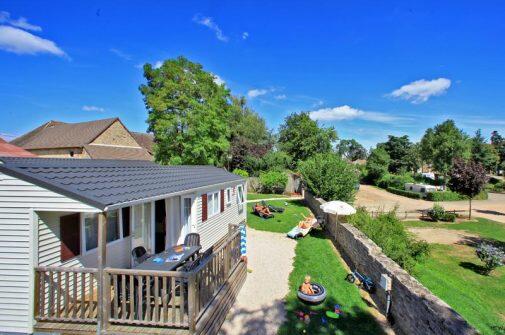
[0,25,67,57]
[82,105,105,112]
[213,74,225,86]
[242,32,249,40]
[0,11,41,31]
[153,60,163,69]
[193,14,228,42]
[274,94,286,100]
[309,105,400,123]
[109,48,132,61]
[247,88,272,98]
[389,78,451,104]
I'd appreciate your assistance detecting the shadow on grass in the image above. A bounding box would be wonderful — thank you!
[278,296,386,335]
[459,261,488,275]
[457,236,505,249]
[475,209,505,216]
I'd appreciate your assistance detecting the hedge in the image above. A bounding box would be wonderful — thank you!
[386,187,422,199]
[426,190,488,201]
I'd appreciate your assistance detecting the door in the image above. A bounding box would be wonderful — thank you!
[131,202,152,253]
[154,199,166,253]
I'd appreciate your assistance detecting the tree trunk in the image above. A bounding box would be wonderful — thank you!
[469,198,472,219]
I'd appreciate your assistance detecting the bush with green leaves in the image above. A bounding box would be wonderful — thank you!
[428,204,446,221]
[426,190,463,201]
[365,147,390,184]
[378,172,414,189]
[259,170,288,194]
[349,208,430,273]
[386,187,422,199]
[299,153,359,202]
[476,243,504,275]
[260,151,292,172]
[232,168,249,178]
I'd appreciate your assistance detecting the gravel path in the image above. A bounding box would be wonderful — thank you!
[220,228,296,335]
[356,185,505,223]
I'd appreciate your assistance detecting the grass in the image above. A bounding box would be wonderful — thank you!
[246,199,311,233]
[247,193,289,200]
[405,217,505,334]
[278,230,384,335]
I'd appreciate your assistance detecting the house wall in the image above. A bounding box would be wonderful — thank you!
[195,183,247,251]
[91,120,140,147]
[28,147,89,159]
[0,172,99,335]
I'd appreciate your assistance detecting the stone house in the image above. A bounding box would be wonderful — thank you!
[11,118,154,160]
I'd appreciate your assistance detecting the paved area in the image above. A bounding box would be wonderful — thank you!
[408,227,480,245]
[220,228,297,335]
[355,185,505,223]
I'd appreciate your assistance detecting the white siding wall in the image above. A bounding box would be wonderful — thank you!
[0,172,99,334]
[196,182,246,251]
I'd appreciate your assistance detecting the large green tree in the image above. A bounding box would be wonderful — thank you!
[365,146,391,184]
[491,131,505,173]
[140,57,231,165]
[278,112,337,168]
[337,139,367,161]
[471,129,499,172]
[228,96,273,171]
[420,120,471,183]
[378,135,415,173]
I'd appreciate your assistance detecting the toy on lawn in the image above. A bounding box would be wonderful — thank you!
[325,304,343,319]
[346,269,375,293]
[297,275,327,304]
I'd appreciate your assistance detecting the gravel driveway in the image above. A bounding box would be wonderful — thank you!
[356,185,505,223]
[220,228,296,335]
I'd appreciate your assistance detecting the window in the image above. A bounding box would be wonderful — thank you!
[226,188,232,206]
[237,185,245,204]
[106,210,120,243]
[122,207,130,237]
[84,214,98,251]
[207,191,220,218]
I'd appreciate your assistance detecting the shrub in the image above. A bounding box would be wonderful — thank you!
[426,190,463,201]
[259,170,288,194]
[386,187,422,199]
[299,153,359,202]
[349,208,430,273]
[442,212,457,222]
[365,147,390,184]
[428,204,446,221]
[476,243,505,275]
[232,168,249,178]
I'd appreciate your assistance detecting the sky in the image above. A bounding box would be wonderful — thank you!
[0,1,504,149]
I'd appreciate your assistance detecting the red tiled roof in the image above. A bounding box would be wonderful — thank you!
[0,137,36,157]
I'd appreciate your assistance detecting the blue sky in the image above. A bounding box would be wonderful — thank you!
[1,1,504,149]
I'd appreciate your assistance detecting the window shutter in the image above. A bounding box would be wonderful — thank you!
[202,194,208,222]
[220,189,225,213]
[60,213,81,262]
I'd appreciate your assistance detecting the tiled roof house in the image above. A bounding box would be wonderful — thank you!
[11,118,154,160]
[0,137,36,157]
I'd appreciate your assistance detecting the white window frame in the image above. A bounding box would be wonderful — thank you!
[237,184,245,204]
[226,187,232,206]
[81,210,124,255]
[207,191,221,219]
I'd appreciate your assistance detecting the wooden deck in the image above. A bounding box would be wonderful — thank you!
[33,225,246,335]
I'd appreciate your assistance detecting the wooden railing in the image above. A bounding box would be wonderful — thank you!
[33,224,245,332]
[34,266,98,323]
[192,226,242,322]
[105,268,190,328]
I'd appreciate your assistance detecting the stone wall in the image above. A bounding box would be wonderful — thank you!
[303,190,477,335]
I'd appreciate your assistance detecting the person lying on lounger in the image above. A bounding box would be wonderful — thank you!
[298,214,315,229]
[254,203,272,216]
[300,275,315,295]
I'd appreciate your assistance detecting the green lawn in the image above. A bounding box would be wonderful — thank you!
[405,218,505,334]
[247,193,289,201]
[246,199,311,233]
[278,230,384,335]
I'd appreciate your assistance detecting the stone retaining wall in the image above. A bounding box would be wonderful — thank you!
[303,190,477,335]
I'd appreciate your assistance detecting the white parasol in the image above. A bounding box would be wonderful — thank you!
[320,201,356,216]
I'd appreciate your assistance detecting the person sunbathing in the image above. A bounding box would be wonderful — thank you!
[300,275,315,295]
[255,203,271,216]
[298,214,315,229]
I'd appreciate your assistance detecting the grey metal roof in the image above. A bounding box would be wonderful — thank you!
[0,157,244,210]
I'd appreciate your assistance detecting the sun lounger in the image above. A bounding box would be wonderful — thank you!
[286,218,317,239]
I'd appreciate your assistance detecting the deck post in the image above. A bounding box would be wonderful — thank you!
[96,212,108,335]
[187,273,197,332]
